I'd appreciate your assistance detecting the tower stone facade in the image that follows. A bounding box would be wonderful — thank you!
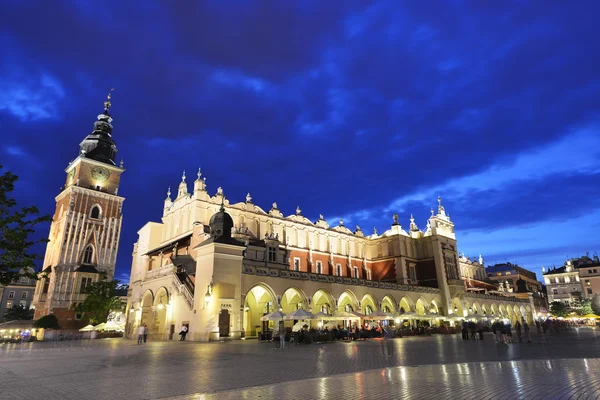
[33,93,125,328]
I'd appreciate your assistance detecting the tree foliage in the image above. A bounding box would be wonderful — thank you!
[35,314,59,329]
[2,304,34,322]
[0,166,52,285]
[76,275,125,324]
[572,294,593,316]
[592,295,600,315]
[549,301,568,317]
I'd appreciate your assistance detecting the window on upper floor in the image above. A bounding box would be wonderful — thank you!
[19,300,27,307]
[316,261,322,274]
[336,264,342,276]
[42,279,50,294]
[365,268,372,280]
[409,264,417,284]
[594,269,598,273]
[83,245,94,264]
[80,277,93,293]
[505,272,511,275]
[293,258,300,271]
[90,205,101,219]
[268,247,276,263]
[586,280,591,286]
[21,292,28,299]
[5,300,13,309]
[353,267,359,278]
[19,276,29,284]
[588,288,593,295]
[552,288,558,295]
[8,291,15,299]
[496,272,502,276]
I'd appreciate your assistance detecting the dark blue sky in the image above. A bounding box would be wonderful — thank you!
[2,1,599,283]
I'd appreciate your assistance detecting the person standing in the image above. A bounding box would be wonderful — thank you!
[523,319,532,343]
[137,325,145,344]
[179,324,188,341]
[515,320,522,343]
[143,324,149,343]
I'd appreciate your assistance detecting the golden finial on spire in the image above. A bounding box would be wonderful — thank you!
[104,88,114,112]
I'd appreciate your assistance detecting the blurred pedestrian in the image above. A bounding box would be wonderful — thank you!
[137,325,144,344]
[143,324,148,343]
[523,319,532,343]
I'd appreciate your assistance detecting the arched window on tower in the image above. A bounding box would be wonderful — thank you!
[90,205,101,219]
[83,245,94,264]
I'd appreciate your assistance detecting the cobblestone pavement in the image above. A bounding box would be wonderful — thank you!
[1,329,600,400]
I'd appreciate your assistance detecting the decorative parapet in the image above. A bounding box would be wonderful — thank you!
[242,265,440,295]
[145,264,176,281]
[464,292,529,304]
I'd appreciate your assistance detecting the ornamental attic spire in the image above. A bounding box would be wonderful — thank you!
[177,170,188,198]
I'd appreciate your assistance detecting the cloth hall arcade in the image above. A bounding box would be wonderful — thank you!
[126,171,533,341]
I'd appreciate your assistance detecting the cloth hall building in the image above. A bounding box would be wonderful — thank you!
[126,171,534,341]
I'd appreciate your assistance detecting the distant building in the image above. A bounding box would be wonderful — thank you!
[0,272,37,321]
[458,254,497,292]
[486,262,542,293]
[543,260,581,306]
[485,262,547,318]
[576,255,600,298]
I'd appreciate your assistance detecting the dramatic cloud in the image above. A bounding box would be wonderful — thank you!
[2,1,599,282]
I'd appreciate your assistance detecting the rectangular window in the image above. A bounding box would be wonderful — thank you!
[588,288,593,295]
[409,264,417,283]
[19,300,27,307]
[293,258,300,271]
[353,267,359,278]
[5,300,13,309]
[336,264,342,276]
[42,279,50,294]
[552,288,558,295]
[316,261,322,274]
[586,280,591,286]
[21,292,28,299]
[505,272,511,275]
[268,247,276,262]
[8,291,15,299]
[594,269,598,273]
[81,277,93,293]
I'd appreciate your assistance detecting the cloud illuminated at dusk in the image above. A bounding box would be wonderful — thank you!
[1,1,599,282]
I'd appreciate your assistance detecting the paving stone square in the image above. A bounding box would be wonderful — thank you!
[2,329,600,399]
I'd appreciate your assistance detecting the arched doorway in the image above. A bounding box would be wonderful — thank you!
[152,287,169,340]
[361,293,378,316]
[381,295,397,314]
[243,284,277,337]
[312,289,334,315]
[399,296,414,314]
[415,298,427,316]
[451,298,464,316]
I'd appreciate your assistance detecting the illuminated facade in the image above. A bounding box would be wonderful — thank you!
[543,261,581,306]
[32,94,125,328]
[125,171,534,341]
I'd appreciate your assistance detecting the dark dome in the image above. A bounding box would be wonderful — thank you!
[79,112,117,165]
[209,207,234,239]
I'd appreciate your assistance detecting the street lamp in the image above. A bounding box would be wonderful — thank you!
[204,284,212,308]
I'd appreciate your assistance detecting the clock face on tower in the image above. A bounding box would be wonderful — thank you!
[91,166,110,183]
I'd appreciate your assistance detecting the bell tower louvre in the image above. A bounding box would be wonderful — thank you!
[32,91,126,328]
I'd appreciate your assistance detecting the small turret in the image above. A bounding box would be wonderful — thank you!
[194,168,206,192]
[177,171,188,198]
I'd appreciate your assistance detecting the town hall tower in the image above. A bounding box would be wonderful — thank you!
[33,92,125,328]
